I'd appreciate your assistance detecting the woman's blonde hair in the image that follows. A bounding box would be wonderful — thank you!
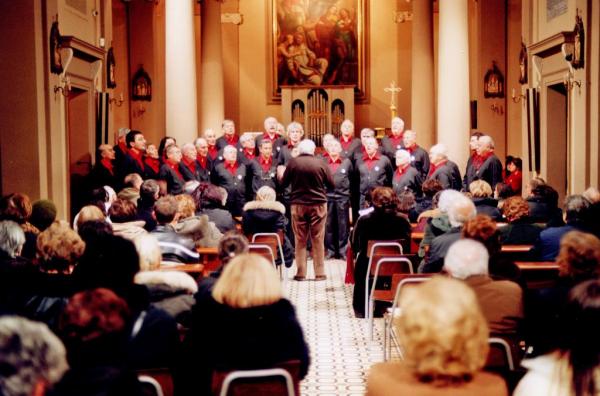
[175,194,196,219]
[469,180,493,198]
[212,253,282,308]
[396,276,489,384]
[76,205,105,230]
[37,221,85,272]
[133,234,162,271]
[556,231,600,280]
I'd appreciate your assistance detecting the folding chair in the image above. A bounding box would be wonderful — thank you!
[364,241,404,321]
[487,337,516,372]
[137,368,173,396]
[138,374,165,396]
[383,274,431,361]
[217,368,295,396]
[251,231,288,281]
[367,256,414,339]
[248,244,276,268]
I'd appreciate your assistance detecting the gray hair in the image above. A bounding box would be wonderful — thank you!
[181,143,195,153]
[444,239,489,279]
[565,194,591,223]
[437,190,463,214]
[0,316,68,396]
[194,137,207,147]
[239,133,254,144]
[447,194,477,228]
[429,143,448,158]
[0,221,25,258]
[479,135,495,149]
[392,117,405,130]
[297,139,316,155]
[223,145,238,155]
[286,121,304,134]
[403,129,416,139]
[395,149,411,163]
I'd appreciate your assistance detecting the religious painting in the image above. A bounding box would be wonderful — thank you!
[131,66,151,101]
[519,41,527,84]
[50,21,63,74]
[571,12,584,69]
[106,47,116,89]
[484,62,504,99]
[269,0,368,103]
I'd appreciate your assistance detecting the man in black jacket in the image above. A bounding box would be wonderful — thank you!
[426,143,462,190]
[355,137,393,208]
[211,145,248,216]
[392,149,422,197]
[281,139,334,280]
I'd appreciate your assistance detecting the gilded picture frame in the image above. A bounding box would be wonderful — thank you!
[268,0,368,103]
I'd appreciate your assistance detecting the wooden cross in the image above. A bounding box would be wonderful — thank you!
[384,81,402,119]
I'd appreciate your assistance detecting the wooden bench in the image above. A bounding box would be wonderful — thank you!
[515,261,559,289]
[197,247,220,276]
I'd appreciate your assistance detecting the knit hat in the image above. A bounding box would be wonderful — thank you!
[255,186,276,202]
[30,200,57,232]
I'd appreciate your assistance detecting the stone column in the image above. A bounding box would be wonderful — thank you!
[200,0,225,135]
[411,0,435,149]
[165,0,198,143]
[437,0,470,171]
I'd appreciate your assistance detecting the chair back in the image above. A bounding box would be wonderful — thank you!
[138,374,165,396]
[212,360,300,396]
[486,337,516,372]
[248,244,276,267]
[251,231,285,266]
[137,368,173,396]
[364,241,404,319]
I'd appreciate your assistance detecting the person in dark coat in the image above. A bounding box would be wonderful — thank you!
[338,119,362,159]
[402,130,430,180]
[159,145,186,195]
[204,129,220,162]
[211,145,248,216]
[526,183,564,226]
[350,187,412,318]
[462,132,484,191]
[179,143,202,182]
[237,133,257,165]
[157,136,177,164]
[355,137,394,209]
[216,119,240,151]
[500,196,543,245]
[184,253,310,395]
[113,127,130,172]
[192,183,237,233]
[410,179,443,222]
[392,149,422,197]
[469,180,502,221]
[0,192,40,260]
[143,144,161,180]
[323,140,353,260]
[468,135,504,192]
[136,179,159,232]
[531,195,591,261]
[52,288,145,396]
[381,116,405,162]
[242,186,294,267]
[120,130,147,181]
[247,139,278,196]
[426,143,462,191]
[255,116,287,162]
[89,144,118,190]
[193,137,213,183]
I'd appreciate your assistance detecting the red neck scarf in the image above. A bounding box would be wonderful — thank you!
[208,145,218,160]
[118,141,127,152]
[340,136,354,150]
[197,154,208,169]
[224,161,238,176]
[101,158,114,175]
[243,148,256,160]
[362,152,380,170]
[396,164,410,178]
[389,133,403,148]
[128,148,145,170]
[182,157,197,173]
[405,144,416,154]
[328,155,342,173]
[258,155,273,173]
[428,160,448,177]
[224,134,238,145]
[144,157,160,174]
[166,159,184,180]
[473,151,493,170]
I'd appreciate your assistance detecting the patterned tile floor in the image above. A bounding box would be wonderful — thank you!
[284,259,386,396]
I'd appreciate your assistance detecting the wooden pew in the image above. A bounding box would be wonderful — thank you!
[515,261,559,289]
[197,247,220,276]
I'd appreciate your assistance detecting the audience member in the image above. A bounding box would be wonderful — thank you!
[367,277,507,395]
[444,239,523,337]
[74,205,106,233]
[504,157,523,195]
[526,231,600,357]
[417,189,460,262]
[172,193,222,248]
[150,196,199,264]
[516,280,600,395]
[133,234,197,326]
[192,183,237,233]
[0,193,39,259]
[499,196,543,245]
[469,180,502,221]
[410,178,443,222]
[583,186,600,238]
[30,199,57,232]
[526,183,564,226]
[185,253,310,395]
[242,186,294,266]
[53,288,144,396]
[0,316,68,396]
[531,195,591,261]
[108,198,146,241]
[351,187,411,318]
[136,179,160,231]
[420,192,476,273]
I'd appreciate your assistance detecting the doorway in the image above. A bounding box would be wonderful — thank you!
[545,83,568,203]
[67,87,93,221]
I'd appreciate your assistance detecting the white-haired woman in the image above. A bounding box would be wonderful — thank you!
[185,253,310,394]
[242,186,294,267]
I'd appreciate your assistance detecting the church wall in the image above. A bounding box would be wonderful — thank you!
[111,1,131,135]
[506,0,523,158]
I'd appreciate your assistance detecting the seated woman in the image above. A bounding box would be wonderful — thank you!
[0,192,40,259]
[515,279,600,395]
[367,277,508,395]
[242,186,294,267]
[499,196,543,245]
[52,288,144,396]
[185,253,310,394]
[469,180,502,221]
[191,182,236,233]
[108,198,147,241]
[173,193,222,248]
[351,187,412,318]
